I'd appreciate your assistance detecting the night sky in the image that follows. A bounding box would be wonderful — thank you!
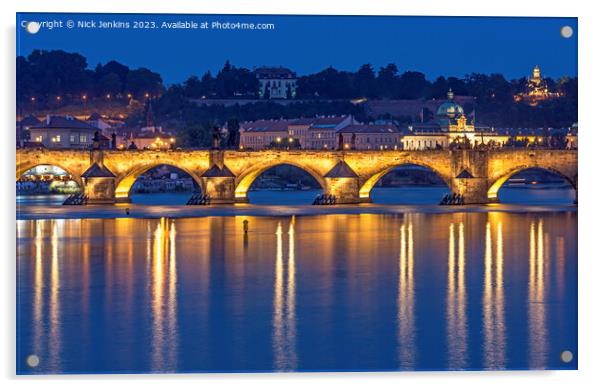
[17,13,577,85]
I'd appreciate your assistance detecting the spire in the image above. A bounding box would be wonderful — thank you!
[145,98,155,128]
[447,88,454,100]
[533,65,541,80]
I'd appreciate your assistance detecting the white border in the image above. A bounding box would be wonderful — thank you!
[2,1,601,387]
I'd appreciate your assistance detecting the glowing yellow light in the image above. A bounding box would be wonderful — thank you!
[276,137,282,143]
[127,93,133,99]
[82,95,87,100]
[56,96,61,101]
[145,93,150,98]
[170,138,175,143]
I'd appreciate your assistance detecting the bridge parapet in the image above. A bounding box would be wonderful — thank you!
[16,148,578,205]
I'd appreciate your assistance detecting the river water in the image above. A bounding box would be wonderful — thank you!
[15,187,577,373]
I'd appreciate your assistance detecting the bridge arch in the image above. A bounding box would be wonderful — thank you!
[234,161,327,201]
[115,163,204,201]
[16,163,83,188]
[359,162,452,200]
[487,166,577,202]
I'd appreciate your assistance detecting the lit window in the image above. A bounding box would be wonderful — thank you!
[70,135,76,143]
[80,135,87,143]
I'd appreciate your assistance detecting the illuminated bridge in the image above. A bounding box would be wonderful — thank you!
[16,148,577,204]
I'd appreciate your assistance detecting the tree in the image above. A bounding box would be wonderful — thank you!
[126,67,164,98]
[21,49,92,100]
[95,60,130,92]
[97,72,122,96]
[214,61,258,98]
[354,64,377,98]
[398,71,428,99]
[376,63,399,99]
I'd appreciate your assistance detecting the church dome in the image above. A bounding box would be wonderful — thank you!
[436,89,464,119]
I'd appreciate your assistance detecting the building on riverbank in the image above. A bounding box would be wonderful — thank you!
[338,123,403,150]
[27,115,99,149]
[402,89,510,150]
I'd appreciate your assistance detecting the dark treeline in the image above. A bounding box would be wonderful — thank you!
[17,50,164,103]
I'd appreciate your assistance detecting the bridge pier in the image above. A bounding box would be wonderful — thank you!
[201,164,236,204]
[81,162,117,204]
[324,177,361,204]
[324,161,361,204]
[451,176,489,204]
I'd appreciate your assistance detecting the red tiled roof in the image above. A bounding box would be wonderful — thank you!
[29,115,97,131]
[337,124,401,134]
[240,119,291,133]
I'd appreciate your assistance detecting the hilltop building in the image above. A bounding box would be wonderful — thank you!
[514,65,562,106]
[255,66,297,99]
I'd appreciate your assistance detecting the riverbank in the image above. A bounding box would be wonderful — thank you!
[16,202,577,220]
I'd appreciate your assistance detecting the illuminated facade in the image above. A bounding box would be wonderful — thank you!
[403,89,509,150]
[28,115,98,149]
[125,132,176,150]
[255,66,297,99]
[338,124,403,150]
[239,116,356,150]
[514,65,562,106]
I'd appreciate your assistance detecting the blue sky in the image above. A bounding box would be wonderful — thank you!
[17,13,577,85]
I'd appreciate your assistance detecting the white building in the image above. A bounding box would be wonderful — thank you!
[28,115,99,149]
[255,66,297,99]
[402,89,509,150]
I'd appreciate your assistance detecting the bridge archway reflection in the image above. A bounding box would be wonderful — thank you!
[488,167,576,205]
[115,164,203,204]
[361,164,451,204]
[236,163,325,205]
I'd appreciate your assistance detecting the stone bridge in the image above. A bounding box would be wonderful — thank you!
[16,148,578,204]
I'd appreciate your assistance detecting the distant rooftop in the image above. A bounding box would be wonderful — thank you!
[254,66,297,79]
[308,115,352,129]
[337,124,401,134]
[240,119,291,133]
[19,114,41,127]
[29,115,97,131]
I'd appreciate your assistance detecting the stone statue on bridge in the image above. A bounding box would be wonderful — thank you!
[212,126,221,150]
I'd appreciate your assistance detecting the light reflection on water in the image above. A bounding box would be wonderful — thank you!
[16,211,577,373]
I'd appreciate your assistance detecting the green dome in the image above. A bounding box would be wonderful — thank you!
[436,89,464,119]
